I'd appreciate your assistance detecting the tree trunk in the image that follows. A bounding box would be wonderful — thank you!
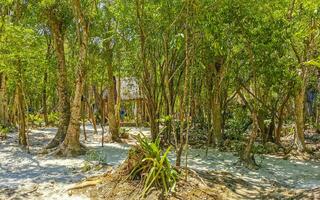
[61,80,84,156]
[240,110,258,168]
[135,0,159,141]
[42,70,49,126]
[104,39,120,142]
[275,93,290,144]
[46,14,70,149]
[59,0,89,156]
[87,100,98,134]
[176,0,191,166]
[0,73,9,126]
[294,85,306,151]
[16,64,27,147]
[212,94,222,146]
[212,58,225,147]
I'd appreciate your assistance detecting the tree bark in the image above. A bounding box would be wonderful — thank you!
[176,0,191,166]
[59,0,89,156]
[46,12,70,149]
[135,0,160,141]
[212,59,224,147]
[294,84,306,151]
[16,63,27,147]
[240,110,259,169]
[0,73,9,126]
[104,37,120,142]
[42,70,49,126]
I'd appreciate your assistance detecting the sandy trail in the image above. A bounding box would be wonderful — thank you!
[1,125,320,200]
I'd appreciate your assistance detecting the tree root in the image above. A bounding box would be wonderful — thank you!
[42,143,87,157]
[67,179,103,191]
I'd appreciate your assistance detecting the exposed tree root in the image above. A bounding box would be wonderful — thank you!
[44,143,87,157]
[67,179,103,191]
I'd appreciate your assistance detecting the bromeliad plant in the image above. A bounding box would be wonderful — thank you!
[129,135,179,197]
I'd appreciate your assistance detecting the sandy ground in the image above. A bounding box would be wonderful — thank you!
[1,125,320,200]
[0,125,147,200]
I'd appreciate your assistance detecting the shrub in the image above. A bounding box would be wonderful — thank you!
[119,127,130,139]
[0,125,9,139]
[129,135,179,197]
[48,112,59,125]
[28,114,44,126]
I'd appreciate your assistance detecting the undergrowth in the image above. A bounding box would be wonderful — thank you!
[128,135,179,197]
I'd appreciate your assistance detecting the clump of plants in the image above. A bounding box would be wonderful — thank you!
[48,112,59,126]
[126,135,179,197]
[28,114,44,127]
[0,124,9,139]
[81,149,108,172]
[119,127,129,139]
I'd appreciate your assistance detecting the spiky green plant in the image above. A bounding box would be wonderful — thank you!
[129,135,178,197]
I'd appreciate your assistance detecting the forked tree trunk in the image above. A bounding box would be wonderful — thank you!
[46,14,70,149]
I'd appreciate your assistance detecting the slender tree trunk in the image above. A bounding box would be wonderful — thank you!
[212,58,225,147]
[42,70,49,126]
[135,0,159,141]
[0,73,9,126]
[275,94,290,144]
[176,0,191,166]
[81,98,87,141]
[105,39,120,141]
[16,64,27,147]
[240,110,259,168]
[86,100,98,134]
[46,14,70,149]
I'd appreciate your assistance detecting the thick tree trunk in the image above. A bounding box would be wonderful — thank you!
[46,15,70,149]
[61,79,84,156]
[294,85,306,151]
[86,100,98,134]
[59,0,89,156]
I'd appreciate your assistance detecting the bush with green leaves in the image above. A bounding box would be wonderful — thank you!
[48,112,59,126]
[129,135,179,197]
[119,127,129,139]
[28,114,44,126]
[0,125,10,139]
[225,105,251,140]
